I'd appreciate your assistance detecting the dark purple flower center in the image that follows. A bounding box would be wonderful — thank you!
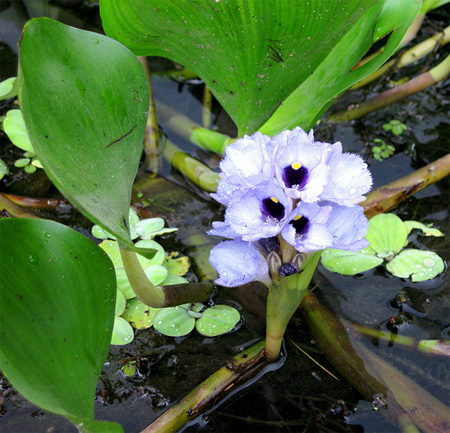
[265,236,280,251]
[262,196,285,221]
[279,263,299,277]
[283,162,308,189]
[290,214,309,237]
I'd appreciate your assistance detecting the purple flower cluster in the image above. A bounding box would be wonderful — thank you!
[209,128,372,287]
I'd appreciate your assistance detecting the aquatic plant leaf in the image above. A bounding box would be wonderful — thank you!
[154,305,195,337]
[0,218,121,433]
[386,249,445,282]
[404,220,444,237]
[321,248,383,275]
[111,316,135,345]
[0,77,18,100]
[196,305,241,337]
[143,264,168,286]
[115,289,127,316]
[121,297,160,329]
[135,217,177,239]
[19,18,149,251]
[164,254,190,276]
[365,213,407,258]
[261,0,421,135]
[0,158,9,180]
[161,274,189,285]
[3,109,34,152]
[100,0,408,135]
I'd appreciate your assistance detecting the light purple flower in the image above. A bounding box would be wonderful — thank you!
[320,142,372,205]
[225,181,293,241]
[326,204,369,251]
[273,127,330,202]
[209,239,271,287]
[281,202,333,252]
[212,132,276,205]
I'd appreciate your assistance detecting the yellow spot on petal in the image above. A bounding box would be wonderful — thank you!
[270,196,279,203]
[294,214,303,220]
[292,162,302,170]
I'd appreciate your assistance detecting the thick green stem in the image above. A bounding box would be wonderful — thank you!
[156,99,234,153]
[265,251,321,361]
[351,25,450,90]
[329,54,450,122]
[354,324,450,357]
[361,153,450,218]
[141,340,268,433]
[162,139,220,192]
[119,246,213,308]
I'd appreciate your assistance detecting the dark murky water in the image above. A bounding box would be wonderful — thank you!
[1,2,449,432]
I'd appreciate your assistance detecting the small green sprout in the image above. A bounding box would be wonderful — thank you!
[2,109,43,173]
[321,213,445,282]
[0,159,9,180]
[371,138,395,161]
[382,119,407,135]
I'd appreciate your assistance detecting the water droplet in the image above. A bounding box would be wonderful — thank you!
[423,258,435,268]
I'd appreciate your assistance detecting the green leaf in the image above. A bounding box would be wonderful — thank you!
[321,248,383,275]
[121,297,160,329]
[115,289,127,316]
[386,249,445,282]
[111,316,135,345]
[366,213,407,258]
[196,305,241,337]
[0,77,18,100]
[260,0,421,135]
[0,158,9,180]
[0,218,120,432]
[101,0,411,135]
[153,305,195,337]
[19,18,149,249]
[3,109,34,153]
[404,220,444,237]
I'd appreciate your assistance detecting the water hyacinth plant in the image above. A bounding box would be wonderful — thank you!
[209,127,372,359]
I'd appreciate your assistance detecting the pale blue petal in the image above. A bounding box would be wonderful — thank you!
[326,204,369,251]
[320,150,372,205]
[226,181,293,241]
[281,202,333,252]
[208,221,237,239]
[209,239,271,287]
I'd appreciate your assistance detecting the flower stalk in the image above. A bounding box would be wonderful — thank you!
[265,251,321,361]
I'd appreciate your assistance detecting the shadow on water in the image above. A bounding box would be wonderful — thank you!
[0,2,449,432]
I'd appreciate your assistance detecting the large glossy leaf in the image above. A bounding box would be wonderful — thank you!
[19,18,149,248]
[0,218,121,432]
[101,0,420,136]
[101,0,378,135]
[261,0,422,134]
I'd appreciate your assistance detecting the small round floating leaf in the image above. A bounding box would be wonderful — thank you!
[121,297,159,330]
[162,274,189,285]
[366,213,407,257]
[135,217,165,238]
[136,239,165,267]
[196,305,241,337]
[0,159,9,180]
[121,363,137,377]
[404,220,444,237]
[111,316,134,345]
[154,305,195,337]
[144,264,168,286]
[115,267,135,299]
[164,254,190,276]
[386,249,445,282]
[321,248,383,275]
[99,240,123,267]
[115,289,127,316]
[0,77,18,100]
[3,109,34,153]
